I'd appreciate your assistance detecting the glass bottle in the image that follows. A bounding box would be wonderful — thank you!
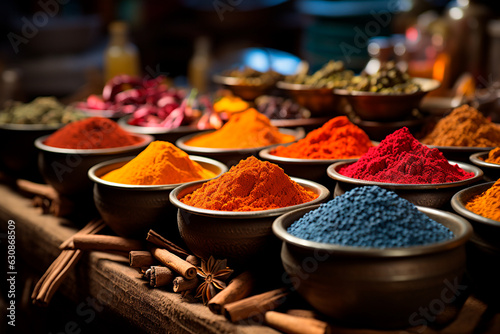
[104,21,140,83]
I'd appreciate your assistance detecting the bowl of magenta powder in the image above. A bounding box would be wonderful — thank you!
[327,127,483,208]
[35,117,153,196]
[272,186,472,328]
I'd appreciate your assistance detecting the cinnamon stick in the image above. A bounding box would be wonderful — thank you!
[150,266,175,288]
[129,251,156,268]
[223,287,290,323]
[208,271,255,314]
[146,230,190,258]
[150,247,197,279]
[286,309,320,319]
[68,235,143,252]
[16,179,74,217]
[265,311,331,334]
[173,276,199,293]
[185,255,200,266]
[59,219,105,249]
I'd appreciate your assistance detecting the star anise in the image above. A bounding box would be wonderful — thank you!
[195,256,233,305]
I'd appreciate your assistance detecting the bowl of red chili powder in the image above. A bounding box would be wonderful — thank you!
[35,117,153,196]
[327,127,483,208]
[451,181,500,303]
[259,116,374,183]
[169,156,330,267]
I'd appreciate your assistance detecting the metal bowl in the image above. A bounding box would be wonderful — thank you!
[451,181,500,302]
[273,204,472,328]
[0,122,62,182]
[327,160,483,208]
[176,128,304,167]
[35,134,153,197]
[89,155,227,239]
[469,151,500,181]
[333,78,440,121]
[276,81,340,116]
[424,145,493,163]
[169,178,330,267]
[213,74,275,101]
[117,115,201,143]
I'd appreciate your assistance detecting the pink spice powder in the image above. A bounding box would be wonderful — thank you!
[338,127,474,184]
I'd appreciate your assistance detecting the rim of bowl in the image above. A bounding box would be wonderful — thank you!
[332,77,441,97]
[327,160,483,189]
[117,115,199,135]
[426,144,495,152]
[88,155,228,190]
[272,204,472,257]
[451,181,500,227]
[169,177,330,219]
[212,74,275,88]
[259,140,379,164]
[0,122,63,131]
[34,133,154,155]
[175,128,304,154]
[470,151,500,169]
[276,81,336,92]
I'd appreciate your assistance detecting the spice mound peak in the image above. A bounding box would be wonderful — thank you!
[180,156,317,211]
[339,127,474,184]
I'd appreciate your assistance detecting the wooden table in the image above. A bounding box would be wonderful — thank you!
[1,183,499,334]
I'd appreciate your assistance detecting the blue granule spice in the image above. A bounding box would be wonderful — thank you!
[287,186,454,248]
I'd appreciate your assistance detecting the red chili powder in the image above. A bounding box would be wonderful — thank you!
[338,127,474,184]
[44,117,142,149]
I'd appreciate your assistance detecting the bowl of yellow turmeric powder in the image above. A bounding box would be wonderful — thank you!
[176,108,304,167]
[169,156,330,267]
[88,141,228,239]
[451,181,500,303]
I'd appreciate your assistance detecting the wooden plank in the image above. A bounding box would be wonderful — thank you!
[0,185,277,334]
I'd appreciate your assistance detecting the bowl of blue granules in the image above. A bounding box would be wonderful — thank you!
[272,186,472,328]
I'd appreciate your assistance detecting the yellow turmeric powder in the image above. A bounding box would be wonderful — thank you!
[484,147,500,164]
[102,141,216,185]
[180,156,317,211]
[185,108,295,149]
[465,179,500,222]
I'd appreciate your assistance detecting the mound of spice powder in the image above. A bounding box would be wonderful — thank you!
[421,105,500,147]
[184,108,295,149]
[288,186,454,247]
[180,156,317,211]
[465,179,500,222]
[102,141,216,185]
[338,127,474,184]
[271,116,373,159]
[44,117,141,149]
[484,147,500,164]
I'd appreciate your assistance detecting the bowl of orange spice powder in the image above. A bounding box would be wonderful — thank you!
[451,180,500,302]
[35,117,153,197]
[469,147,500,181]
[88,141,227,238]
[259,116,375,184]
[176,108,304,167]
[169,156,330,267]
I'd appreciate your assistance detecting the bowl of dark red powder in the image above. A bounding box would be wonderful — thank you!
[327,127,483,208]
[35,117,153,197]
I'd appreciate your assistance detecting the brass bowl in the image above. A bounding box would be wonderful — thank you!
[117,115,201,143]
[327,160,483,208]
[88,155,227,239]
[276,81,340,116]
[451,181,500,303]
[176,128,304,167]
[0,123,62,182]
[35,134,154,196]
[273,204,472,328]
[469,151,500,181]
[169,178,330,267]
[212,74,274,101]
[334,78,440,121]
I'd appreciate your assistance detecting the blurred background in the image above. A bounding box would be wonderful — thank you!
[0,0,499,104]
